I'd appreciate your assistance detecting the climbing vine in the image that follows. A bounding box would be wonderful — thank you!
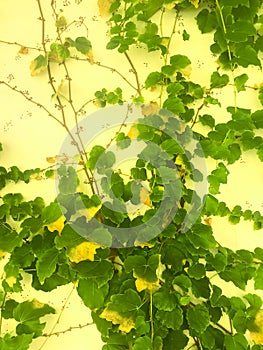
[0,0,263,349]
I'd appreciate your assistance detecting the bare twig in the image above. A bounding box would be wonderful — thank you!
[124,51,142,96]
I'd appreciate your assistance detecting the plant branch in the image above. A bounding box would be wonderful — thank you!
[42,321,94,337]
[38,284,76,350]
[124,51,142,96]
[0,292,7,337]
[0,39,42,52]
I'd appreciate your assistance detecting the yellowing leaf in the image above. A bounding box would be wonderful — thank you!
[87,50,94,64]
[250,309,263,344]
[135,277,160,292]
[68,241,101,263]
[127,123,139,139]
[134,241,154,248]
[5,276,17,288]
[46,155,59,164]
[30,54,48,76]
[52,80,65,101]
[189,0,200,8]
[46,215,65,234]
[98,0,115,16]
[175,154,184,166]
[100,309,135,333]
[32,299,45,309]
[78,204,102,222]
[179,64,192,78]
[141,103,160,116]
[0,251,7,259]
[19,46,28,55]
[140,187,151,207]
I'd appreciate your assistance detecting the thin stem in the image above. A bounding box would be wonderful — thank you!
[215,0,237,110]
[0,81,64,127]
[0,39,43,52]
[159,10,180,105]
[124,51,142,96]
[37,284,76,350]
[191,101,205,128]
[0,292,7,336]
[94,61,138,92]
[36,0,95,193]
[149,289,154,342]
[42,322,94,337]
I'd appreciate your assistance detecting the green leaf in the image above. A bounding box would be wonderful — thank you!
[49,43,70,63]
[224,333,248,350]
[66,37,92,55]
[30,54,48,76]
[186,304,210,335]
[182,29,190,41]
[251,110,263,128]
[42,201,62,224]
[13,300,55,337]
[36,247,59,284]
[163,330,189,350]
[199,114,215,128]
[124,254,159,282]
[196,9,217,33]
[72,260,113,287]
[145,71,164,88]
[233,310,247,333]
[0,226,22,253]
[254,265,263,289]
[220,0,249,7]
[107,289,141,314]
[208,162,229,194]
[0,334,33,350]
[187,223,216,250]
[58,165,79,195]
[1,299,19,319]
[170,54,191,69]
[87,145,105,169]
[153,289,178,311]
[210,71,229,89]
[234,73,248,92]
[173,274,192,291]
[188,263,206,280]
[78,279,109,310]
[220,263,255,290]
[163,97,185,114]
[133,336,152,350]
[236,45,261,68]
[226,21,256,42]
[156,308,183,330]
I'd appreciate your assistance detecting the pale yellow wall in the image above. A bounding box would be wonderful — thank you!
[0,1,263,349]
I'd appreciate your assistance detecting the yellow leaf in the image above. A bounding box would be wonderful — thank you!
[135,277,160,292]
[46,155,58,164]
[141,103,160,116]
[134,241,154,248]
[250,309,263,344]
[87,50,94,64]
[5,276,17,288]
[30,54,48,77]
[189,0,200,8]
[32,299,45,309]
[19,46,28,55]
[175,154,184,166]
[0,251,8,259]
[179,64,192,78]
[52,80,65,101]
[46,215,65,234]
[98,0,115,17]
[140,187,151,207]
[78,204,102,222]
[68,241,101,263]
[100,309,135,333]
[127,123,139,139]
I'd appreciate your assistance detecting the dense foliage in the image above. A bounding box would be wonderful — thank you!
[0,0,263,349]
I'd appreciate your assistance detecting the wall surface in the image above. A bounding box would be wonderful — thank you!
[0,1,263,349]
